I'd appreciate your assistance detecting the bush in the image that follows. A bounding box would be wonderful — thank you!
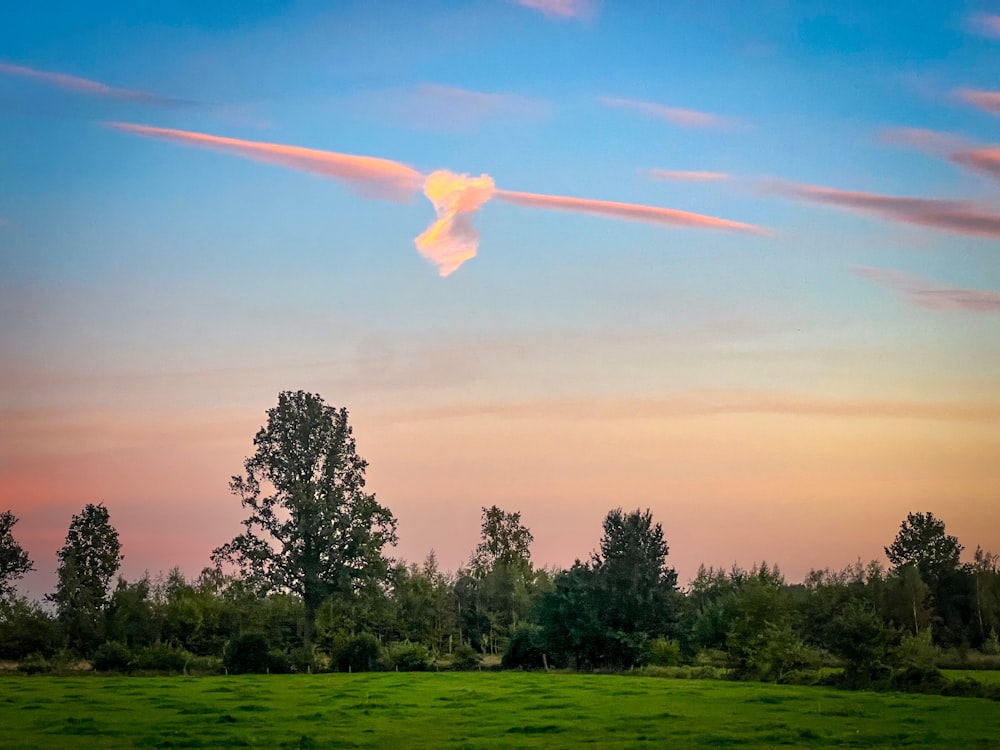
[17,653,49,675]
[337,633,381,673]
[502,627,547,670]
[0,599,63,660]
[647,638,681,667]
[132,642,190,673]
[185,655,223,675]
[224,633,271,674]
[388,641,431,671]
[92,641,133,673]
[450,643,483,671]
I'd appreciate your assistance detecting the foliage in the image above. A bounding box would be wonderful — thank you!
[48,503,123,655]
[132,642,191,673]
[212,391,397,651]
[0,510,33,604]
[387,640,432,671]
[223,633,271,674]
[647,637,681,667]
[449,642,482,670]
[337,632,381,672]
[16,653,50,675]
[0,597,62,659]
[471,506,533,578]
[885,512,963,581]
[91,641,133,673]
[502,625,548,669]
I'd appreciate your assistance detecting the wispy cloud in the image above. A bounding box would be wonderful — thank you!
[957,87,1000,116]
[495,188,763,233]
[375,390,1000,425]
[600,96,736,130]
[107,122,424,200]
[111,123,765,276]
[967,13,1000,39]
[854,267,1000,313]
[0,62,185,106]
[648,169,731,182]
[514,0,594,20]
[882,126,1000,182]
[770,179,1000,238]
[351,83,551,132]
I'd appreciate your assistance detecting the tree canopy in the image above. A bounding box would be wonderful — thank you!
[0,510,33,604]
[885,511,963,580]
[212,390,397,651]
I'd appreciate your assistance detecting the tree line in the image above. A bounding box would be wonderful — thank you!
[2,391,999,690]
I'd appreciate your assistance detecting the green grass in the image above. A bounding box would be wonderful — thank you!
[944,669,1000,684]
[1,673,999,748]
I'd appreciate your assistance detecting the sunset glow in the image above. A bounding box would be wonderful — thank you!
[2,2,998,600]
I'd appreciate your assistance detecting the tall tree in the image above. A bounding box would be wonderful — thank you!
[212,390,397,653]
[471,506,533,578]
[49,503,123,654]
[593,507,678,636]
[885,511,963,581]
[0,510,33,604]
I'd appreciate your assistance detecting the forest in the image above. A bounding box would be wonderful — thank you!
[2,391,999,696]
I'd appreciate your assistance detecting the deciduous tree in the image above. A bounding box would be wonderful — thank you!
[0,510,33,604]
[212,390,397,653]
[49,503,123,654]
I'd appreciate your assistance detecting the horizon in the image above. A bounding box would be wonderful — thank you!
[2,1,999,601]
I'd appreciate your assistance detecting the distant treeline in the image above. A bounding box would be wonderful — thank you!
[2,391,999,696]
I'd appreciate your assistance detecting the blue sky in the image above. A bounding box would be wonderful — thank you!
[2,1,999,596]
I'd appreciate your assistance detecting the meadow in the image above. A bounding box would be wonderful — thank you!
[2,673,999,749]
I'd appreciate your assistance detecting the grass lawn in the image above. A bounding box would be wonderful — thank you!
[1,672,999,749]
[944,669,1000,683]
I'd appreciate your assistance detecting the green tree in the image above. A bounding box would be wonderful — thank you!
[885,512,963,581]
[212,390,397,654]
[0,511,33,604]
[472,506,533,578]
[48,503,123,654]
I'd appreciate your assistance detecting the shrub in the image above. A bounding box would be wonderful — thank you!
[983,630,1000,656]
[132,642,190,673]
[185,655,223,675]
[451,643,483,671]
[388,641,431,671]
[224,633,271,674]
[893,629,937,671]
[647,638,681,667]
[92,641,133,673]
[17,653,49,675]
[337,633,381,673]
[502,626,547,670]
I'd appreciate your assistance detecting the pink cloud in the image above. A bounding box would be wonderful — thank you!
[648,169,731,182]
[854,267,1000,313]
[957,88,1000,116]
[494,188,763,233]
[107,122,424,200]
[0,62,182,105]
[600,96,736,130]
[771,179,1000,238]
[968,13,1000,39]
[514,0,594,19]
[110,122,765,276]
[882,127,1000,183]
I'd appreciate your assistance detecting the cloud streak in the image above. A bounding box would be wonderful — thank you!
[958,88,1000,116]
[771,179,1000,238]
[648,169,730,182]
[882,127,1000,183]
[107,122,424,199]
[111,122,764,275]
[968,13,1000,39]
[495,188,763,233]
[600,96,735,130]
[0,62,184,106]
[854,267,1000,313]
[514,0,594,19]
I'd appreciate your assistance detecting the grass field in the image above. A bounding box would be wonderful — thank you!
[2,673,999,749]
[944,669,1000,684]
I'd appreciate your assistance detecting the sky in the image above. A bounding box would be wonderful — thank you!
[2,0,999,599]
